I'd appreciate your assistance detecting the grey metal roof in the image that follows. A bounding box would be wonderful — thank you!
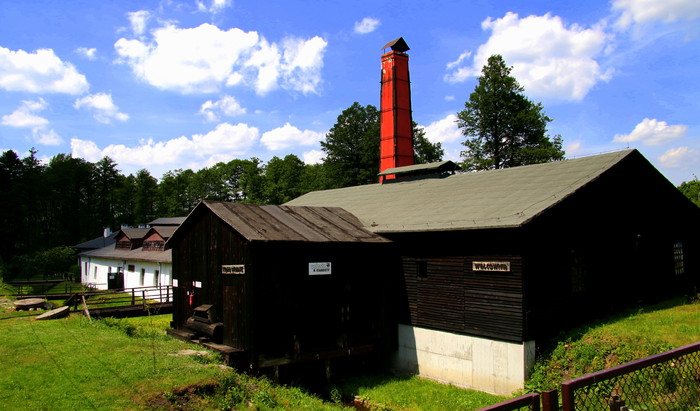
[148,217,186,226]
[80,244,172,263]
[286,150,638,233]
[73,232,118,250]
[378,160,460,176]
[198,201,390,243]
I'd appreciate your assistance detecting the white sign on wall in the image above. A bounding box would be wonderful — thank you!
[173,279,179,287]
[472,261,511,272]
[309,262,332,275]
[222,264,245,275]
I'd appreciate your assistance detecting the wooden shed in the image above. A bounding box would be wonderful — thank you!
[167,201,394,370]
[287,149,700,395]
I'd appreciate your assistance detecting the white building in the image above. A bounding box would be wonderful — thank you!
[78,222,182,301]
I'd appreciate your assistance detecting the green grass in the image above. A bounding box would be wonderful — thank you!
[526,297,700,393]
[2,295,699,410]
[0,314,225,410]
[338,374,507,410]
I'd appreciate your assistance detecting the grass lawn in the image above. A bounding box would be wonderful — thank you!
[527,297,700,392]
[338,374,506,410]
[3,291,697,410]
[0,314,225,410]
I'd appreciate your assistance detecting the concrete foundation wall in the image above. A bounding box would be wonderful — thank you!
[393,324,536,396]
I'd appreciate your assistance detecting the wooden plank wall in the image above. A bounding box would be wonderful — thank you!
[402,256,524,342]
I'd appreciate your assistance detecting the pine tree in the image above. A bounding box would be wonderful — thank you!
[458,55,564,171]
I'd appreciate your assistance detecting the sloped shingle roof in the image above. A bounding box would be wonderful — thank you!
[79,244,172,263]
[286,150,638,233]
[148,217,186,226]
[186,201,390,243]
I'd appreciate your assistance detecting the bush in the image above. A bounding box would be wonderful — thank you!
[8,246,77,280]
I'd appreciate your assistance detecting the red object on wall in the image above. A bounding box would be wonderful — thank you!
[379,37,414,182]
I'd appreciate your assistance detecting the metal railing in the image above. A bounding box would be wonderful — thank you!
[480,342,700,411]
[561,342,700,411]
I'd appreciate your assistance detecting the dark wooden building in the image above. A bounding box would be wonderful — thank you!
[287,149,700,395]
[167,201,394,370]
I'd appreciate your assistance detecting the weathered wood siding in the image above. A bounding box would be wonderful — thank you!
[171,210,254,350]
[402,255,524,343]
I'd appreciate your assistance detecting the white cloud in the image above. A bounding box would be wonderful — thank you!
[71,122,259,176]
[302,149,324,164]
[0,47,89,94]
[1,98,63,146]
[199,95,246,122]
[260,122,324,150]
[445,51,471,78]
[613,118,687,146]
[127,10,151,37]
[74,93,129,124]
[279,36,327,95]
[423,114,462,144]
[354,17,380,34]
[196,0,232,14]
[613,0,700,28]
[76,47,97,60]
[33,128,62,146]
[565,141,584,156]
[114,22,327,95]
[659,146,700,168]
[445,12,610,101]
[1,98,49,128]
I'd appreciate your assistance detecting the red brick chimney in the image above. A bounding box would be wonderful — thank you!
[379,37,414,182]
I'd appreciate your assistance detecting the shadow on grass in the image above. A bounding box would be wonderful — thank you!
[539,295,692,355]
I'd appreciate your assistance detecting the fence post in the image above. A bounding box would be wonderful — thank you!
[561,385,573,411]
[541,389,559,411]
[131,289,135,305]
[142,290,146,309]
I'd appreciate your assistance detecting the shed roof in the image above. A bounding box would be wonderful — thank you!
[286,150,641,233]
[177,201,390,243]
[79,244,172,263]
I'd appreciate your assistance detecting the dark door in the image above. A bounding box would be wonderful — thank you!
[108,270,124,289]
[223,274,247,349]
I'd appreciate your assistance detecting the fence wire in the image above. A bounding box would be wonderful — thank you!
[563,343,700,411]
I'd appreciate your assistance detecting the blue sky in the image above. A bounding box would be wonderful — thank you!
[0,0,698,185]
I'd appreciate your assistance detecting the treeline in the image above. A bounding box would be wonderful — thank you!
[0,102,444,264]
[0,150,322,262]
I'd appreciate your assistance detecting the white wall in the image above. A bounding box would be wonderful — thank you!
[393,324,536,396]
[79,256,172,301]
[79,256,119,290]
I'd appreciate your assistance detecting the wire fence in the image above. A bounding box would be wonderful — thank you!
[561,342,700,411]
[481,342,700,411]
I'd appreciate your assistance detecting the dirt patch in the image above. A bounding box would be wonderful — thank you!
[172,349,210,356]
[144,381,220,410]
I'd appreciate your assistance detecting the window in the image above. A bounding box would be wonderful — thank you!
[93,266,97,280]
[674,242,685,275]
[140,268,145,286]
[128,264,135,272]
[155,270,160,286]
[417,260,428,278]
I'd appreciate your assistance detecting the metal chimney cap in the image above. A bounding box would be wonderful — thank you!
[382,37,410,52]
